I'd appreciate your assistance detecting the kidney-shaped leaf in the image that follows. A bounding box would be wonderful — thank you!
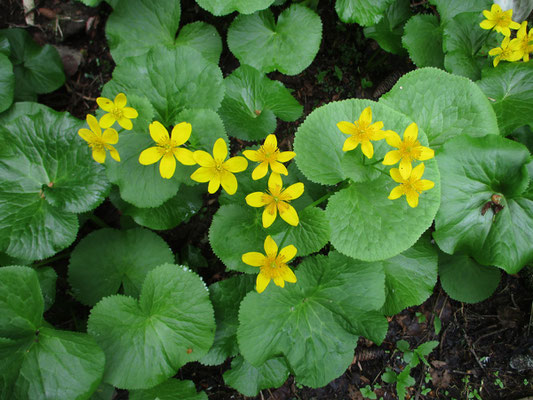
[87,264,215,389]
[238,253,387,387]
[0,105,109,260]
[401,14,444,68]
[130,379,207,400]
[195,0,275,16]
[227,4,322,76]
[0,53,14,112]
[434,135,532,274]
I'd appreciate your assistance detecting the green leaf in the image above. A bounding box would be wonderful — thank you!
[335,0,394,25]
[195,0,275,16]
[110,184,203,230]
[442,12,494,80]
[0,106,109,260]
[433,135,533,274]
[218,64,302,140]
[200,274,255,366]
[0,28,65,101]
[209,204,330,273]
[0,266,43,338]
[439,252,501,303]
[381,234,438,315]
[477,62,533,136]
[402,14,444,68]
[77,0,104,6]
[130,379,207,400]
[102,46,224,127]
[89,383,115,400]
[34,266,57,312]
[223,355,290,397]
[106,0,222,65]
[87,264,215,389]
[68,228,174,306]
[380,67,499,149]
[238,253,387,387]
[429,0,491,23]
[227,4,322,75]
[0,53,14,112]
[293,99,420,185]
[363,0,411,55]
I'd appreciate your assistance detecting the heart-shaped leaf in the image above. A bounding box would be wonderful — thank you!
[195,0,275,16]
[402,14,444,68]
[335,0,394,25]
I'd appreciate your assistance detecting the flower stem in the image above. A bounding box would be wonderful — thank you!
[33,252,70,268]
[474,28,493,56]
[90,214,110,228]
[278,226,293,249]
[367,157,384,166]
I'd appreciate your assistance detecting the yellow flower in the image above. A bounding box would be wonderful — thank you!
[479,4,520,36]
[139,121,195,179]
[190,138,248,195]
[242,134,296,180]
[512,21,533,62]
[382,123,434,180]
[337,106,387,158]
[78,114,120,164]
[388,163,434,208]
[96,93,138,130]
[489,36,523,66]
[245,173,304,228]
[242,235,297,293]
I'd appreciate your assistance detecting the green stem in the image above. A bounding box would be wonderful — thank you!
[367,164,390,177]
[278,226,293,249]
[33,252,70,268]
[304,191,334,211]
[362,151,366,165]
[474,28,493,56]
[367,157,384,166]
[90,214,110,228]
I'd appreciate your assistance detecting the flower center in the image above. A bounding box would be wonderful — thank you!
[214,160,224,172]
[260,146,279,162]
[112,107,123,120]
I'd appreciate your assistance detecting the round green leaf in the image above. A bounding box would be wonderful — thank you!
[238,253,387,387]
[0,106,108,260]
[68,228,174,306]
[477,62,533,136]
[209,204,330,273]
[335,0,394,25]
[130,379,207,400]
[200,274,255,366]
[87,264,215,389]
[195,0,275,16]
[433,135,533,274]
[0,266,43,338]
[294,99,417,185]
[227,4,322,75]
[218,64,303,140]
[110,184,203,230]
[381,234,438,315]
[0,28,65,101]
[380,67,499,149]
[0,53,14,112]
[174,22,223,65]
[102,46,224,127]
[402,14,444,68]
[439,252,500,303]
[34,266,57,312]
[223,355,289,397]
[429,0,491,23]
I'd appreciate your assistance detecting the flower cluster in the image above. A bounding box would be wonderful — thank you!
[480,4,533,66]
[337,107,435,208]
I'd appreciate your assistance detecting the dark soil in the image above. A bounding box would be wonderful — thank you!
[2,0,533,399]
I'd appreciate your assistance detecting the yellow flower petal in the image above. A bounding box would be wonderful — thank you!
[281,266,297,283]
[388,185,404,200]
[256,273,270,293]
[114,93,127,108]
[273,276,285,288]
[208,174,221,193]
[262,203,277,228]
[382,150,402,165]
[108,146,121,162]
[480,19,495,30]
[122,107,138,119]
[92,148,106,164]
[282,182,304,200]
[243,150,261,162]
[390,168,404,183]
[337,121,357,135]
[159,152,176,179]
[246,192,268,207]
[171,122,192,146]
[385,130,402,148]
[223,156,248,173]
[399,158,412,180]
[277,151,296,162]
[242,252,266,267]
[213,138,227,161]
[264,134,277,148]
[279,203,299,226]
[252,162,269,180]
[86,114,101,135]
[117,116,133,130]
[370,121,384,131]
[342,136,359,152]
[406,190,419,208]
[193,150,215,167]
[102,128,118,145]
[416,179,435,191]
[96,97,114,112]
[268,172,283,190]
[99,113,116,129]
[149,121,169,144]
[78,128,98,144]
[411,163,425,180]
[417,145,434,161]
[174,147,196,165]
[279,244,297,263]
[361,141,374,158]
[190,166,214,183]
[264,235,278,256]
[270,161,288,175]
[139,147,163,165]
[403,123,418,143]
[359,106,372,125]
[220,170,238,195]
